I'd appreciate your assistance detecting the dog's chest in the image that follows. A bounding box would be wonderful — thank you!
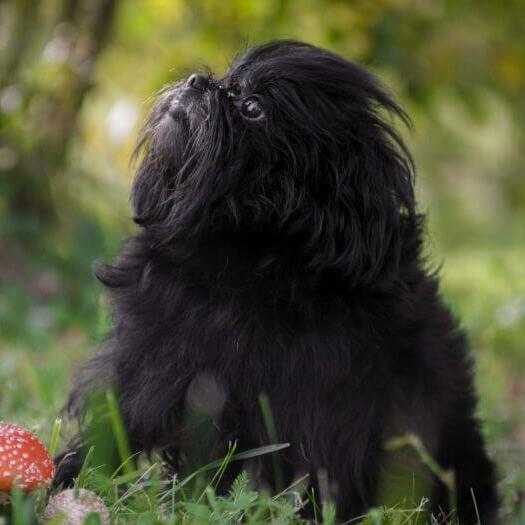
[149,249,389,398]
[171,278,374,391]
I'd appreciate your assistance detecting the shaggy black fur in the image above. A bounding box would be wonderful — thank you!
[57,41,498,523]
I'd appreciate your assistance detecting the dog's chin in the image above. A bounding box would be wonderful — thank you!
[167,104,188,122]
[150,105,192,166]
[164,99,192,132]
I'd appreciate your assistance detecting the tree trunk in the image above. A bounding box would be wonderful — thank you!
[0,0,117,242]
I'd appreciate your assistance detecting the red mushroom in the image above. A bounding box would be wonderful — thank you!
[0,422,55,493]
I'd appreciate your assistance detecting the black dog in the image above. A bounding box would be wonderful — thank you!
[58,41,498,523]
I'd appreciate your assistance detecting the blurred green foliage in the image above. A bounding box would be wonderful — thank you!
[0,0,524,523]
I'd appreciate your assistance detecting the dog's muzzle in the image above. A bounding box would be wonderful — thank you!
[168,74,216,119]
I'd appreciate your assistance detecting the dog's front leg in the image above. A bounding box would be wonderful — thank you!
[54,359,195,487]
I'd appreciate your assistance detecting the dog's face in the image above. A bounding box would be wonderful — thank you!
[133,41,418,285]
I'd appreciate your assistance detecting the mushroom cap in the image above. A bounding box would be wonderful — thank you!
[0,422,55,492]
[44,489,110,525]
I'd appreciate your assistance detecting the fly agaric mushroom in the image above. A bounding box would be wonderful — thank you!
[0,422,55,493]
[44,489,110,525]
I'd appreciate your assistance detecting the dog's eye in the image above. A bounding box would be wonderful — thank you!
[240,97,264,120]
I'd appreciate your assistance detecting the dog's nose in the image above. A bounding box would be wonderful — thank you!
[186,74,209,91]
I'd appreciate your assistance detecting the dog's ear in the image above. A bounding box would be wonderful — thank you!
[350,127,418,285]
[315,88,421,287]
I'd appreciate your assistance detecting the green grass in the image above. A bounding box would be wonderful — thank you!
[1,239,524,524]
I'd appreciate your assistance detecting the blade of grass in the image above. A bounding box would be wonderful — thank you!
[160,443,290,501]
[386,433,457,515]
[75,445,95,487]
[10,486,32,525]
[470,488,481,525]
[202,441,237,500]
[105,389,134,476]
[259,394,284,492]
[48,418,62,457]
[205,486,227,525]
[113,462,163,506]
